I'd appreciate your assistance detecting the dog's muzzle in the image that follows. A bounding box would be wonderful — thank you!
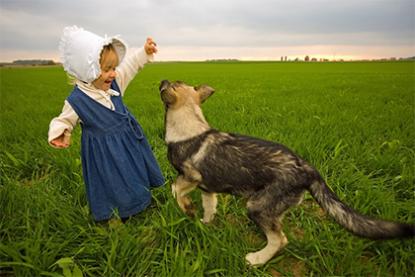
[159,80,170,92]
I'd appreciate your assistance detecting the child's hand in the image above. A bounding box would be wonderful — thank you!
[144,37,158,55]
[51,133,70,148]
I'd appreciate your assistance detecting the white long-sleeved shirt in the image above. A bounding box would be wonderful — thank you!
[48,47,153,146]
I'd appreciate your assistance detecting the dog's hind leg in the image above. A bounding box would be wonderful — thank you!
[201,192,217,224]
[172,175,198,217]
[245,208,288,266]
[245,193,299,266]
[245,225,288,266]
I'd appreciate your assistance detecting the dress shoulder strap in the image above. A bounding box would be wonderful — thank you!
[66,85,95,126]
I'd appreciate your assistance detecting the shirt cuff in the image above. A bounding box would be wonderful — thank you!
[137,47,154,64]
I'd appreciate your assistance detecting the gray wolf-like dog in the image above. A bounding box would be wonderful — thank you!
[158,80,414,266]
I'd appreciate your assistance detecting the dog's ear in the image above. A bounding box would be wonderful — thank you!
[161,90,177,105]
[195,85,215,103]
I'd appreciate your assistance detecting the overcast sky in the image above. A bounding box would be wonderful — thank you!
[1,0,414,61]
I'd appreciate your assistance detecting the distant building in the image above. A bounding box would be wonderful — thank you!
[304,55,310,62]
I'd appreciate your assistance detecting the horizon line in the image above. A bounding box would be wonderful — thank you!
[2,55,414,64]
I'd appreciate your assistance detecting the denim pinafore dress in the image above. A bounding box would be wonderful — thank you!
[67,81,164,221]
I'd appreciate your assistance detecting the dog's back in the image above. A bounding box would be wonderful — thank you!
[169,129,314,196]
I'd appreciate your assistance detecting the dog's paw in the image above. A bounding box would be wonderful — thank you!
[245,252,267,267]
[201,214,215,224]
[184,203,196,218]
[281,235,288,248]
[200,217,213,224]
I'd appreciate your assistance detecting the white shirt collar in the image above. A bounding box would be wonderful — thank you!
[76,80,120,96]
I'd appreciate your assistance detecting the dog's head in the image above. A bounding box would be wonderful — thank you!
[159,80,215,109]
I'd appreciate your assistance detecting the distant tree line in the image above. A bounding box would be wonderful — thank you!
[12,60,56,65]
[281,55,415,62]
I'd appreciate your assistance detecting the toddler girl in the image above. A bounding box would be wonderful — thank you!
[49,26,164,221]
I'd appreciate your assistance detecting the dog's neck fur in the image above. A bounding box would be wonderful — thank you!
[165,104,211,143]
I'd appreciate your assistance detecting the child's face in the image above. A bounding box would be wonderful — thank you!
[92,48,119,91]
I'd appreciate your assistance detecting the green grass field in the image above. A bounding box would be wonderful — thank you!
[1,61,414,276]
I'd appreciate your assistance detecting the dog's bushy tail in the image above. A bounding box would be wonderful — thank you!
[308,180,415,239]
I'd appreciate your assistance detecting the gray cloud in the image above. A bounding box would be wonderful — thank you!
[0,0,413,60]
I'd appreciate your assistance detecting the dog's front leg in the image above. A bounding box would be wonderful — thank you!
[172,175,198,217]
[201,192,217,224]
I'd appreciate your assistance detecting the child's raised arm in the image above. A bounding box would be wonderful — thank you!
[115,37,158,95]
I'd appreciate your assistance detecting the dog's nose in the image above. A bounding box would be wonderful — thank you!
[159,80,170,92]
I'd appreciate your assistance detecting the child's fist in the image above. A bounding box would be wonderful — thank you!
[51,132,70,148]
[144,37,158,55]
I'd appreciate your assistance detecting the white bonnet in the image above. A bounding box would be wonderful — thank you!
[59,26,127,83]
